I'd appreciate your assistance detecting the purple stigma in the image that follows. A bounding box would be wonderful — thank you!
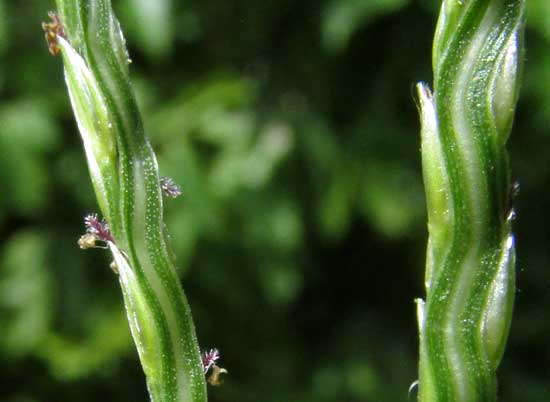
[84,214,114,243]
[201,348,220,374]
[160,177,182,198]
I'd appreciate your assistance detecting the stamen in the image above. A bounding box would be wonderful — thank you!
[41,11,65,56]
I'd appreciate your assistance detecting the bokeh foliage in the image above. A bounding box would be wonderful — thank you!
[0,0,548,401]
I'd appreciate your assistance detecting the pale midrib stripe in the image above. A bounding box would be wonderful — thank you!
[64,64,106,204]
[132,158,191,402]
[445,2,501,401]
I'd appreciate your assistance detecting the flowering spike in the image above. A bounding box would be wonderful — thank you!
[416,0,525,401]
[160,177,183,198]
[53,1,207,400]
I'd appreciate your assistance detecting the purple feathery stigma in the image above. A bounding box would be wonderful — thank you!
[201,348,220,374]
[160,177,182,198]
[84,214,114,243]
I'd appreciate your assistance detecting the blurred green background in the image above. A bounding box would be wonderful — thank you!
[0,0,548,401]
